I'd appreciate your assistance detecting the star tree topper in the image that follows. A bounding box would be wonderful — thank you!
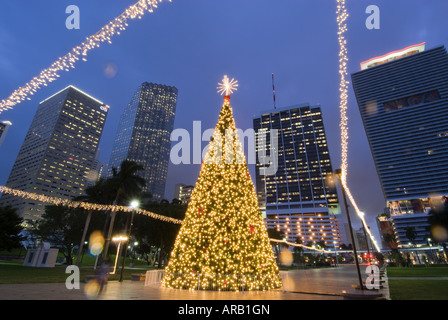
[217,75,239,102]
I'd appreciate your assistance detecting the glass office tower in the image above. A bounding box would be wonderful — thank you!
[0,86,108,220]
[352,43,448,246]
[108,82,178,201]
[253,104,343,247]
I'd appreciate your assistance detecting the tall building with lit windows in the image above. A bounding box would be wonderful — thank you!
[0,86,109,220]
[253,104,344,247]
[108,82,178,201]
[352,43,448,246]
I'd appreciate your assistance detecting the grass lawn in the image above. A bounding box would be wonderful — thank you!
[388,280,448,300]
[387,265,448,300]
[387,265,448,278]
[0,261,155,284]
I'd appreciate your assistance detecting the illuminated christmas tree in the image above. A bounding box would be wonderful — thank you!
[162,76,282,291]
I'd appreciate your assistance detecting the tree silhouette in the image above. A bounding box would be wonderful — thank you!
[103,160,145,257]
[0,206,25,251]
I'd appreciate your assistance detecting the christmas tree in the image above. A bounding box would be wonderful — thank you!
[162,76,282,291]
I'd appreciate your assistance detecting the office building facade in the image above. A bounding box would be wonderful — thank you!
[352,43,448,246]
[0,86,108,220]
[108,82,178,201]
[174,183,194,204]
[253,104,344,247]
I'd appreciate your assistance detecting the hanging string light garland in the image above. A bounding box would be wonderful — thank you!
[269,239,332,254]
[0,185,336,254]
[336,0,381,252]
[0,185,182,225]
[0,0,171,114]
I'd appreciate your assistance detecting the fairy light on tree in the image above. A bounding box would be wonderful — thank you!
[0,0,171,114]
[336,0,380,252]
[162,76,282,291]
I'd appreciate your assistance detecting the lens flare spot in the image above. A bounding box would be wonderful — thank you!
[84,279,100,299]
[279,248,293,266]
[104,62,118,78]
[431,225,448,242]
[89,231,105,256]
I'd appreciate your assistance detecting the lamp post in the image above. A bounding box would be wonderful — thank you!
[119,200,139,282]
[111,235,128,275]
[334,169,364,291]
[333,240,339,267]
[359,211,372,263]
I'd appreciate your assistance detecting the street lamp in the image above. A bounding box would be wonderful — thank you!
[359,211,372,264]
[111,235,128,275]
[334,169,364,291]
[333,240,339,266]
[119,200,140,282]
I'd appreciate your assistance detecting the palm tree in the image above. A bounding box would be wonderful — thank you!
[383,232,397,249]
[267,228,285,264]
[405,226,417,245]
[74,178,113,266]
[293,238,304,266]
[103,160,145,257]
[405,226,421,264]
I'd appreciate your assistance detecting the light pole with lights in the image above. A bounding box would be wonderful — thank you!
[334,169,364,291]
[111,235,128,275]
[119,200,139,282]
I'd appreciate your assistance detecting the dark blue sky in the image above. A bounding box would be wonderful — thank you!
[1,1,447,243]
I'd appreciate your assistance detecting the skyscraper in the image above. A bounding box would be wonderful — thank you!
[0,86,108,220]
[108,82,178,201]
[352,43,448,246]
[253,104,344,247]
[173,183,194,204]
[0,120,12,149]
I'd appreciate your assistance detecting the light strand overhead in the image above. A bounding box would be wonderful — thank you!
[0,185,182,225]
[0,0,171,114]
[336,0,381,252]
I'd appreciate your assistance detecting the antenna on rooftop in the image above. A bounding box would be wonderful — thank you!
[272,73,277,109]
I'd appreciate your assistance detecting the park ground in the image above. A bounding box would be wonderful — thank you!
[1,254,447,300]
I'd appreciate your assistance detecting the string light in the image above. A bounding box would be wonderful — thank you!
[336,0,381,252]
[0,185,182,225]
[269,239,333,253]
[0,0,171,114]
[0,183,333,257]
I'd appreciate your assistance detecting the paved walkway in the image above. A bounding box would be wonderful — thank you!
[0,265,389,300]
[0,281,343,300]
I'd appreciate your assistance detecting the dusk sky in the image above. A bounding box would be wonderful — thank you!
[1,0,447,243]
